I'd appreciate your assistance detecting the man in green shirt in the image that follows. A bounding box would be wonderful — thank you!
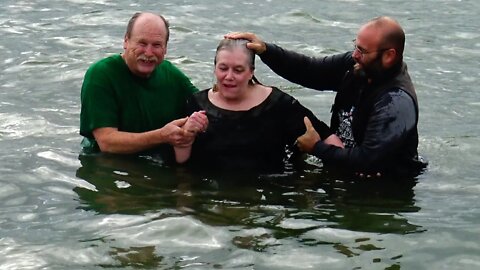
[80,12,207,159]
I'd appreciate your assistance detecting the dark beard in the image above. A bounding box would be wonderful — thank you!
[353,62,367,78]
[353,54,384,82]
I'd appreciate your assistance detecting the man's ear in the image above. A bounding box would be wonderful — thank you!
[123,36,128,50]
[383,48,397,67]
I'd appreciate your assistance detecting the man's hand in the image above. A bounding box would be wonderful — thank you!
[296,117,321,153]
[224,32,267,54]
[183,111,208,134]
[164,111,208,148]
[162,117,195,147]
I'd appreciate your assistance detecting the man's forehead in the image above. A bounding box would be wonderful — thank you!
[132,15,165,32]
[130,24,167,40]
[356,26,381,45]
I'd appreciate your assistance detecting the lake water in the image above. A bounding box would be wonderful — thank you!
[1,0,479,269]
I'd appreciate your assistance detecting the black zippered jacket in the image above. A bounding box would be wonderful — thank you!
[260,43,425,176]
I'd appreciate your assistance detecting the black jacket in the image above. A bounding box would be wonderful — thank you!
[260,43,425,175]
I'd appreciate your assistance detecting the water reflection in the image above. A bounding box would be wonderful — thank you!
[105,246,163,269]
[75,154,423,237]
[75,154,185,214]
[74,154,425,265]
[74,153,425,266]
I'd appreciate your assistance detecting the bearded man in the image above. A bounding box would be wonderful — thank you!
[226,16,427,177]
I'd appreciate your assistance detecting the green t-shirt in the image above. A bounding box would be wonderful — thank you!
[80,54,198,154]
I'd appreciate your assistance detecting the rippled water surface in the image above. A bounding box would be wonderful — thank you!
[1,0,479,269]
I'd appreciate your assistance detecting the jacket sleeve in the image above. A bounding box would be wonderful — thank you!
[311,89,417,172]
[259,43,355,91]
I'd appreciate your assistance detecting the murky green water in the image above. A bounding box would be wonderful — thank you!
[1,0,479,269]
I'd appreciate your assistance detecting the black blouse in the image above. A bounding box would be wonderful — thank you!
[185,87,332,172]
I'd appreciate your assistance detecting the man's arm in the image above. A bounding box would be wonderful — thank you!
[173,111,208,163]
[95,109,208,155]
[225,32,354,91]
[260,43,353,91]
[93,117,194,154]
[300,90,417,172]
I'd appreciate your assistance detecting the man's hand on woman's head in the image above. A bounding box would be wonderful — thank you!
[224,32,267,54]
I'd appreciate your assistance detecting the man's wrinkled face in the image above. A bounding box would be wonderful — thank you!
[123,14,168,78]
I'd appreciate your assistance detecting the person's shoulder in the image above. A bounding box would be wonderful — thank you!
[382,87,414,100]
[199,87,211,93]
[263,86,301,110]
[376,88,416,111]
[193,88,209,97]
[157,59,179,71]
[156,59,188,76]
[188,88,211,109]
[88,54,122,71]
[93,54,122,65]
[159,59,173,66]
[270,86,297,101]
[83,55,123,81]
[270,86,290,96]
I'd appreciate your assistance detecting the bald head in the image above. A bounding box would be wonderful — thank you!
[122,12,170,77]
[364,16,405,59]
[125,12,170,43]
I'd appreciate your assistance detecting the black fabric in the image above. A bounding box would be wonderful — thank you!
[351,63,419,166]
[185,87,332,172]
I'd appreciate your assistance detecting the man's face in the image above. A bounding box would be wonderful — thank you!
[123,14,167,78]
[352,25,387,79]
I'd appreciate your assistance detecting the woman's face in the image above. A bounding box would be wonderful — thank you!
[214,47,253,100]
